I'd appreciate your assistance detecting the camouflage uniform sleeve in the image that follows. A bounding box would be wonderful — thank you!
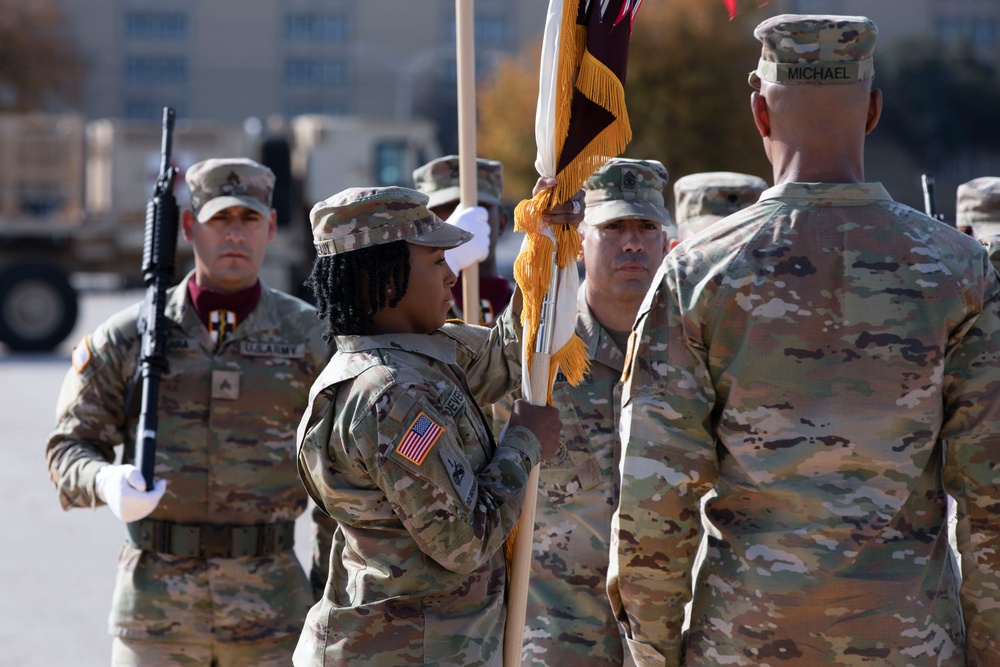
[45,313,138,510]
[445,290,524,406]
[608,264,718,667]
[364,383,541,575]
[309,504,336,601]
[940,256,1000,663]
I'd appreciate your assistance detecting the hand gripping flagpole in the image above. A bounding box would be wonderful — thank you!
[503,1,637,664]
[456,0,481,325]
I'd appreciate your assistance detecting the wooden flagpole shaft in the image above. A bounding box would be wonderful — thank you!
[455,0,481,324]
[504,462,540,665]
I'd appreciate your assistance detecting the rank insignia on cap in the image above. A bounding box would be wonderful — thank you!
[72,336,92,373]
[621,167,637,193]
[396,412,444,465]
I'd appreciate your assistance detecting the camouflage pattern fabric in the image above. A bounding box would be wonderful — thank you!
[311,186,471,256]
[492,286,631,667]
[610,182,1000,666]
[981,234,1000,276]
[187,157,275,223]
[295,308,540,667]
[583,158,673,234]
[413,154,504,209]
[46,271,333,644]
[111,633,299,666]
[958,176,1000,238]
[749,14,877,89]
[673,172,768,241]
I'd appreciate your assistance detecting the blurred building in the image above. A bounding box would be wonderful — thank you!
[777,0,1000,65]
[50,0,547,150]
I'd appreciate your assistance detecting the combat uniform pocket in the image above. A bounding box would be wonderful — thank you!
[539,383,605,505]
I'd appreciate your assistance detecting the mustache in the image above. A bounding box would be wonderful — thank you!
[611,253,651,270]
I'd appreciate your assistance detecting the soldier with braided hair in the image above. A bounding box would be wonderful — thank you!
[295,182,583,666]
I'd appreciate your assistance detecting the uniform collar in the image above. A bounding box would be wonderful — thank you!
[334,331,458,365]
[759,181,893,205]
[576,284,627,373]
[165,270,282,346]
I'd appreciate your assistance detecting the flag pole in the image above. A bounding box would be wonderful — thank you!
[455,0,481,324]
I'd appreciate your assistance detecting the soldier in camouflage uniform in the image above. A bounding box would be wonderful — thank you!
[414,155,512,324]
[610,15,1000,666]
[46,158,333,666]
[492,158,671,667]
[672,172,767,242]
[958,176,1000,273]
[295,183,580,666]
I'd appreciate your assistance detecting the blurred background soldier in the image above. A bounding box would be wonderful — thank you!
[495,158,671,667]
[673,171,768,244]
[611,15,1000,666]
[46,158,333,667]
[414,155,512,324]
[958,176,1000,273]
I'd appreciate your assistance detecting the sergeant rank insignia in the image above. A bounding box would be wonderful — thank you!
[396,412,444,465]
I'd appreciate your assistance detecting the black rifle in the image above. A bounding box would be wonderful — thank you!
[135,107,180,491]
[921,173,951,227]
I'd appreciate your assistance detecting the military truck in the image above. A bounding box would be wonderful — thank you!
[0,112,440,352]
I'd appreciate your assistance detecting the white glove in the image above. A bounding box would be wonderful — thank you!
[95,464,167,523]
[443,206,491,274]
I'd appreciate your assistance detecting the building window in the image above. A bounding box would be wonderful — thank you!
[124,100,184,120]
[937,16,998,47]
[285,59,347,86]
[441,16,509,44]
[285,14,349,41]
[124,12,187,39]
[375,142,406,186]
[125,56,188,84]
[284,100,348,116]
[476,16,509,44]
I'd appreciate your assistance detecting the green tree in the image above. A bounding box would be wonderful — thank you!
[0,0,82,111]
[477,0,772,206]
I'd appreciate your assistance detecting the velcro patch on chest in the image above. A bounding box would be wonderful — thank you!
[211,369,240,400]
[241,341,306,358]
[395,412,444,465]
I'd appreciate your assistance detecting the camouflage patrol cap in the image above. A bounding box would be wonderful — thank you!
[310,186,472,257]
[674,172,768,240]
[957,176,1000,237]
[186,158,275,223]
[412,155,504,209]
[749,14,877,89]
[583,158,673,233]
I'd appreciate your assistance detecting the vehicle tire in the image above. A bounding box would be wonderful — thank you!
[0,262,79,352]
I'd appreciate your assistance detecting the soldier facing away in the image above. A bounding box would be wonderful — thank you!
[45,158,335,666]
[492,157,671,666]
[294,182,580,666]
[609,15,1000,666]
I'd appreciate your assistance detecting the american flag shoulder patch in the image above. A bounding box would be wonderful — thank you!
[395,412,444,465]
[72,336,92,373]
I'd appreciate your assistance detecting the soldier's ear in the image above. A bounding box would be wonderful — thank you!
[865,88,883,135]
[751,91,770,138]
[181,210,196,241]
